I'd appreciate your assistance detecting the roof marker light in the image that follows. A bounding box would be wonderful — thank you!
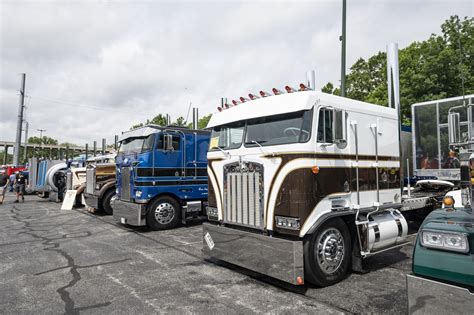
[232,100,240,106]
[217,107,223,112]
[240,97,249,103]
[260,91,270,97]
[272,88,282,95]
[248,93,259,100]
[285,86,296,93]
[225,103,230,109]
[299,83,309,91]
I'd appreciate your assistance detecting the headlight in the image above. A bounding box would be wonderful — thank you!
[135,190,142,198]
[275,216,301,230]
[95,184,100,190]
[420,230,469,253]
[206,206,218,218]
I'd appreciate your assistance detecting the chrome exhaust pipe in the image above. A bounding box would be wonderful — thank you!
[306,70,315,90]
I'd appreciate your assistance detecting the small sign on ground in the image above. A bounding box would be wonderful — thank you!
[61,190,77,210]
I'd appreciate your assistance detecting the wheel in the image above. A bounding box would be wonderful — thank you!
[101,189,115,215]
[304,217,351,287]
[146,196,181,231]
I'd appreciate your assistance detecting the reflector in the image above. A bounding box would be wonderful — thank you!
[259,91,269,97]
[285,86,294,93]
[272,88,281,95]
[249,93,259,100]
[299,83,308,91]
[232,100,239,106]
[217,107,222,112]
[240,97,249,103]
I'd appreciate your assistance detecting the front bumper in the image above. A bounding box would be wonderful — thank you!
[202,223,304,285]
[83,193,99,209]
[111,198,147,226]
[406,274,474,314]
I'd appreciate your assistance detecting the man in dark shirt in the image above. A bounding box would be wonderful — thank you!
[14,171,27,203]
[0,171,9,205]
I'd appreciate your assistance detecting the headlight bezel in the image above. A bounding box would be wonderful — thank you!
[420,229,470,253]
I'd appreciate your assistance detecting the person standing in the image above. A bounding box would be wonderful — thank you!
[9,173,15,192]
[14,171,27,203]
[0,171,9,205]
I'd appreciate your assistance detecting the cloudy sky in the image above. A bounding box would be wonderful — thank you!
[0,0,472,147]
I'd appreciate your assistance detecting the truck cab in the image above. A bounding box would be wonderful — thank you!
[112,125,210,230]
[84,154,117,214]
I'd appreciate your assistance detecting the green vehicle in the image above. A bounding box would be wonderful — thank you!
[407,133,474,313]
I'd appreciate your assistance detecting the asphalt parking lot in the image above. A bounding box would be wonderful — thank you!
[0,194,418,314]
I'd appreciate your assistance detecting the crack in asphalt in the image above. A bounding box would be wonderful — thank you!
[8,205,129,315]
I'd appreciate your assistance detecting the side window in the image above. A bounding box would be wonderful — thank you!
[317,108,334,143]
[142,134,155,152]
[172,135,181,150]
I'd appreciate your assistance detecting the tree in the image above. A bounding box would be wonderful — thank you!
[187,114,212,129]
[150,114,168,126]
[173,116,186,127]
[28,136,58,145]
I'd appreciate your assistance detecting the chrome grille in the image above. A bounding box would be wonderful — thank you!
[121,167,131,201]
[86,167,95,195]
[224,162,264,229]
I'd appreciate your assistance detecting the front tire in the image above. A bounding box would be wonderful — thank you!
[146,196,181,231]
[101,189,115,215]
[304,217,351,287]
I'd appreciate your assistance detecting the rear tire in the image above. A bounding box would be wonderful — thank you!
[304,217,351,287]
[146,196,181,231]
[101,189,115,215]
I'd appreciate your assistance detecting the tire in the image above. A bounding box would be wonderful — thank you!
[101,189,115,215]
[146,196,181,231]
[304,217,351,287]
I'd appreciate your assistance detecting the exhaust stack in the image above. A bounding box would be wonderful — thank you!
[306,70,316,90]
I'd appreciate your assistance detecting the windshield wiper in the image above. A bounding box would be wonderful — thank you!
[247,140,275,157]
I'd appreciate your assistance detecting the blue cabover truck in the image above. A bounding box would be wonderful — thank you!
[112,125,211,230]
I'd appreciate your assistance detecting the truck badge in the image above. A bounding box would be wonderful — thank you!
[204,232,215,250]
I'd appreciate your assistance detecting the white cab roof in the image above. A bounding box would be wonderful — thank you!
[118,126,160,142]
[207,91,397,128]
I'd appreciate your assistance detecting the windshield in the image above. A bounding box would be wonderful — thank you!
[245,110,312,146]
[210,121,245,150]
[119,138,146,154]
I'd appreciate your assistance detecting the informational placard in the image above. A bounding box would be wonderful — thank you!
[61,190,77,210]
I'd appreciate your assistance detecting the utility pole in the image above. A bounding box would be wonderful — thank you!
[23,121,29,162]
[37,129,46,139]
[340,0,347,97]
[13,73,26,166]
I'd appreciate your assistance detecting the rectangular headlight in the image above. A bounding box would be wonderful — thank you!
[206,206,218,218]
[275,216,300,230]
[421,230,469,253]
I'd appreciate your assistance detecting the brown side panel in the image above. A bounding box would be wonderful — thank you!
[207,177,217,208]
[274,167,351,236]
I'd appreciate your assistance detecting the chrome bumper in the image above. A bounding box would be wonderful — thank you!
[111,198,146,226]
[407,274,474,314]
[83,193,99,209]
[202,223,304,285]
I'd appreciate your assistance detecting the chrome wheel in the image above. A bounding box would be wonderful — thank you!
[316,228,345,275]
[154,202,175,224]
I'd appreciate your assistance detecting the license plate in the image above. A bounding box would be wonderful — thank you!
[204,232,215,250]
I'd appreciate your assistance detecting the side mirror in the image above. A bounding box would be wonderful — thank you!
[163,134,174,151]
[448,112,461,144]
[333,110,347,145]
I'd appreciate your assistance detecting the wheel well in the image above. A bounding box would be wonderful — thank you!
[146,193,181,214]
[305,214,357,241]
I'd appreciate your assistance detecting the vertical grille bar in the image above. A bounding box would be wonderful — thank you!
[248,172,255,225]
[242,173,248,225]
[254,173,261,227]
[236,173,242,224]
[226,173,231,222]
[231,174,237,222]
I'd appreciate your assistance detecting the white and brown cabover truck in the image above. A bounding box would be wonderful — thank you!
[202,44,443,286]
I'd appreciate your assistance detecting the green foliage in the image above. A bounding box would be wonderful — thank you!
[130,123,144,130]
[187,114,212,129]
[28,136,58,145]
[322,15,473,124]
[150,114,168,126]
[173,116,186,127]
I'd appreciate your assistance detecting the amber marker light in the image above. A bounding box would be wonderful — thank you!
[311,165,319,174]
[296,276,304,285]
[442,196,454,208]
